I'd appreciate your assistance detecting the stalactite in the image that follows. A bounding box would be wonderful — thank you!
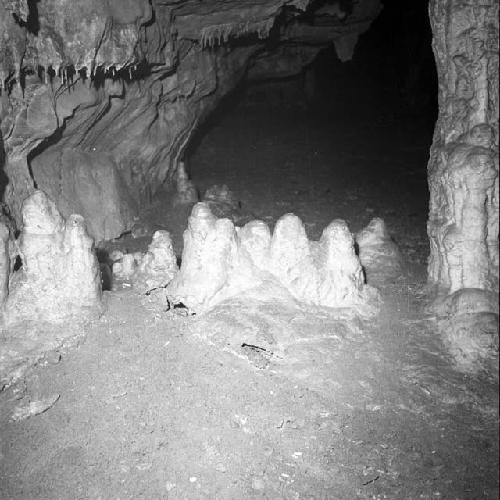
[199,18,275,48]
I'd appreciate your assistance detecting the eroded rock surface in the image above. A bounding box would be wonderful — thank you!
[3,190,102,325]
[167,202,379,314]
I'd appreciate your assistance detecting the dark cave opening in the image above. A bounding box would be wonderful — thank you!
[184,0,436,266]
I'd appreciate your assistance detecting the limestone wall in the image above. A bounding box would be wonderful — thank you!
[0,0,381,242]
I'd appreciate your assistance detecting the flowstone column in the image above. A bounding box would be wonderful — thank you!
[427,0,499,300]
[427,0,499,375]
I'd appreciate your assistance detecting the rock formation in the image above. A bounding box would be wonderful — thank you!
[356,218,403,282]
[171,161,199,207]
[3,190,102,325]
[167,203,379,314]
[425,0,499,373]
[427,0,499,304]
[112,230,178,292]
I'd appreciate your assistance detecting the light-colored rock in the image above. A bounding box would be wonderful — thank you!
[317,219,368,308]
[167,203,240,309]
[3,191,102,325]
[356,218,403,282]
[112,231,178,293]
[167,203,379,314]
[269,214,319,302]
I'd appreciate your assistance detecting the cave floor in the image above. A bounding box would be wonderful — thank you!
[1,95,499,499]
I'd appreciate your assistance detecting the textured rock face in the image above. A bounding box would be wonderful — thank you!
[0,0,381,240]
[167,203,379,314]
[3,190,102,325]
[32,149,137,242]
[427,0,499,302]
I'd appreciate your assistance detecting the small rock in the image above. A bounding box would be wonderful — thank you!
[43,351,61,365]
[11,394,60,421]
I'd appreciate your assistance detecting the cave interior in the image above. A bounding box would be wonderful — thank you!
[0,0,498,498]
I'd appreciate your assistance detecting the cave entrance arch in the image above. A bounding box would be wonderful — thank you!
[183,0,437,277]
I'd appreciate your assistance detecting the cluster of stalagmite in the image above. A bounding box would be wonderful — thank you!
[167,202,379,314]
[1,191,102,325]
[112,230,178,293]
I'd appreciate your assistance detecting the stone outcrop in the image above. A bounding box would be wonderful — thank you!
[167,202,379,314]
[0,0,381,241]
[3,190,102,325]
[427,0,499,303]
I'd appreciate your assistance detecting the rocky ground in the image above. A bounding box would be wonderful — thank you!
[1,71,498,499]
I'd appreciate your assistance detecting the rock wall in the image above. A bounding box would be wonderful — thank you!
[0,0,381,242]
[427,0,499,299]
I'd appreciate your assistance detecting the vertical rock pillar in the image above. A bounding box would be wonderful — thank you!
[427,0,499,298]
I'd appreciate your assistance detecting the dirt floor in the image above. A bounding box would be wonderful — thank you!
[1,69,499,499]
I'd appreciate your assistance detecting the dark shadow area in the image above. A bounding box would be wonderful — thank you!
[12,0,40,34]
[183,80,248,163]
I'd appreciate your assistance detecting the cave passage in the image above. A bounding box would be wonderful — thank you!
[185,3,436,269]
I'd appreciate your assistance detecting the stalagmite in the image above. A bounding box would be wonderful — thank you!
[172,161,199,206]
[167,203,379,314]
[112,230,178,292]
[167,203,240,310]
[3,191,102,325]
[269,214,319,303]
[356,218,403,282]
[317,220,368,308]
